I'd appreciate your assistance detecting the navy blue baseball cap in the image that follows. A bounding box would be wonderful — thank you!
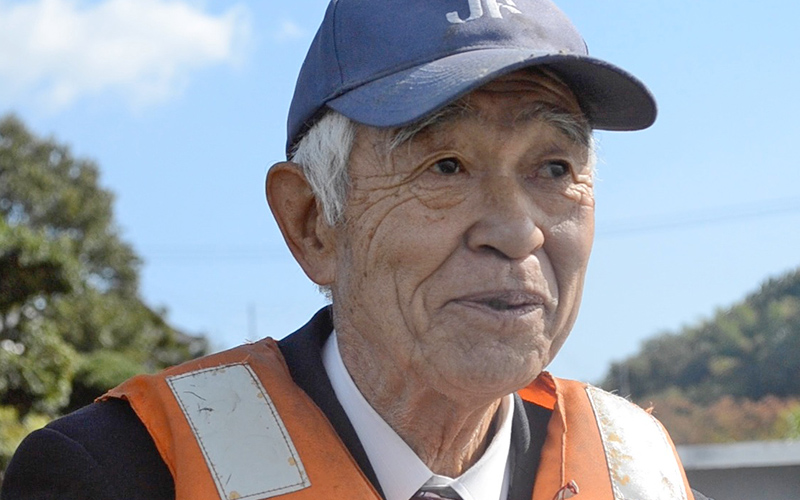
[286,0,657,155]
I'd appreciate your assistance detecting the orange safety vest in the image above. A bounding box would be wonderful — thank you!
[103,339,695,500]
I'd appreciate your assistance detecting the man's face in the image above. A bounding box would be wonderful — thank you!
[329,70,595,399]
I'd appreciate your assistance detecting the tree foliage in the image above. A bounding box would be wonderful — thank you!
[0,115,208,473]
[602,266,800,443]
[643,390,800,444]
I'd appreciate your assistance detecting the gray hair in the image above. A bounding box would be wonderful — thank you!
[288,112,356,226]
[289,107,596,226]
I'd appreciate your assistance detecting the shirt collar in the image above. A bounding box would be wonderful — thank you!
[322,331,514,500]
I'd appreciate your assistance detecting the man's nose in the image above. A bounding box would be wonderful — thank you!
[464,175,544,260]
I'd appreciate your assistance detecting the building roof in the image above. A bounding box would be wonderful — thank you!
[678,440,800,470]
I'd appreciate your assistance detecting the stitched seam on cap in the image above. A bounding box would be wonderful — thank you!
[331,0,345,88]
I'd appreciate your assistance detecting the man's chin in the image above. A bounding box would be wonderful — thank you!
[430,350,547,399]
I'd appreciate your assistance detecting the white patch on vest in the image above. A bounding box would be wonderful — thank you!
[167,363,310,499]
[585,386,688,500]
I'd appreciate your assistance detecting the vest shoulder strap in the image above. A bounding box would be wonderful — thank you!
[522,374,695,500]
[101,340,381,500]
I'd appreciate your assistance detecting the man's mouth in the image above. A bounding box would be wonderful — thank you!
[485,298,526,311]
[456,291,545,313]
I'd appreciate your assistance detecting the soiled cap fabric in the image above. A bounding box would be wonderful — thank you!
[286,0,657,155]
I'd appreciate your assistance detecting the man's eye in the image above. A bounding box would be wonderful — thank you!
[431,158,462,175]
[541,161,570,178]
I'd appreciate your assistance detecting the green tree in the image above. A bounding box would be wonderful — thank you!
[0,115,208,475]
[601,266,800,443]
[602,267,800,402]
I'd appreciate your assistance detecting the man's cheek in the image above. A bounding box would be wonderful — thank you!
[564,180,595,208]
[343,198,424,269]
[408,177,471,211]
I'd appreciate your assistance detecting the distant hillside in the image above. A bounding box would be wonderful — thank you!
[601,267,800,444]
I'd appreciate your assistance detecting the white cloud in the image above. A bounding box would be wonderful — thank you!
[0,0,251,109]
[274,19,305,42]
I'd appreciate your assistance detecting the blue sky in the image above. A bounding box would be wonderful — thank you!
[2,0,799,383]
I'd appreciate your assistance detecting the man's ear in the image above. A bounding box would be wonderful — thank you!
[266,162,337,286]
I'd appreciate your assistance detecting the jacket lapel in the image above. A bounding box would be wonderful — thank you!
[507,395,553,500]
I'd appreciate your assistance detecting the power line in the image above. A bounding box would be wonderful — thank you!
[140,196,800,260]
[597,196,800,239]
[140,245,287,261]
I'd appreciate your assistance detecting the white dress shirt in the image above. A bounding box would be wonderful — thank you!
[322,331,514,500]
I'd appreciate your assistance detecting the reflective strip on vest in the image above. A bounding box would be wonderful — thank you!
[166,362,310,500]
[586,386,689,500]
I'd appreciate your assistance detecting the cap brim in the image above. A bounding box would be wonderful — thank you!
[327,48,656,132]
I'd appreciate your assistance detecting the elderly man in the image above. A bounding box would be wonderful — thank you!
[3,1,712,499]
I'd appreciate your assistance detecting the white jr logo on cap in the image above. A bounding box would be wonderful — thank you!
[447,0,522,24]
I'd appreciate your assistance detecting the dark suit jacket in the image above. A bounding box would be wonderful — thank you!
[1,308,709,500]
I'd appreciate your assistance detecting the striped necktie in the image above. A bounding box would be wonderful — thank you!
[411,485,463,499]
